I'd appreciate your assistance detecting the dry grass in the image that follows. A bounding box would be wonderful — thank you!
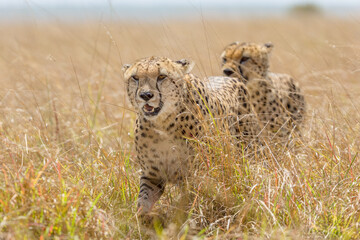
[0,16,359,239]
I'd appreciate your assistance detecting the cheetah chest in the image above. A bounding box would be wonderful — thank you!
[135,126,191,182]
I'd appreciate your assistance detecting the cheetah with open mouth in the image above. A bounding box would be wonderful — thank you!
[123,56,296,214]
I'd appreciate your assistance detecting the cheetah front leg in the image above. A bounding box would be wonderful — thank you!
[137,174,166,215]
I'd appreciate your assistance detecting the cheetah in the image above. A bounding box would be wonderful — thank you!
[220,42,306,126]
[123,56,294,215]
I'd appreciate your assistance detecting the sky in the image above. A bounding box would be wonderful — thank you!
[1,0,360,7]
[1,0,359,21]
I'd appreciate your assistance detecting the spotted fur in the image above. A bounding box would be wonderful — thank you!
[123,56,293,215]
[220,42,306,125]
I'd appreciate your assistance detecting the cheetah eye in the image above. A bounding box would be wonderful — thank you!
[131,75,139,81]
[157,74,167,81]
[240,56,250,63]
[222,57,227,64]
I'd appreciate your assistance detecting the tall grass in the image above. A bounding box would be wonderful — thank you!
[0,17,359,239]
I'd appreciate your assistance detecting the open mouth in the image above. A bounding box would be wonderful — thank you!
[142,103,163,116]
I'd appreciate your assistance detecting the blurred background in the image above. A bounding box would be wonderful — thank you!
[1,0,360,22]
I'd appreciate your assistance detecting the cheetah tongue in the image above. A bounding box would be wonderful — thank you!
[143,104,155,112]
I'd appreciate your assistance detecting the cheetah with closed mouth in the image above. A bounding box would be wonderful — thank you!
[220,41,306,126]
[123,56,295,215]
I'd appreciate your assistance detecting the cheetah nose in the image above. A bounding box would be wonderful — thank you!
[139,91,154,101]
[223,69,234,76]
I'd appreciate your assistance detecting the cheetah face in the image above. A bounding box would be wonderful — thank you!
[220,42,273,81]
[122,56,194,120]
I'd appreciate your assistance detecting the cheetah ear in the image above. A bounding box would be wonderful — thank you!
[122,64,131,73]
[263,42,274,53]
[228,41,240,46]
[175,59,195,74]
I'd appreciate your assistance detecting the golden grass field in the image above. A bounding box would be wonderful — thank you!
[0,16,360,239]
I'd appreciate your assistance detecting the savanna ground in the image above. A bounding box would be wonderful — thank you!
[0,16,360,239]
